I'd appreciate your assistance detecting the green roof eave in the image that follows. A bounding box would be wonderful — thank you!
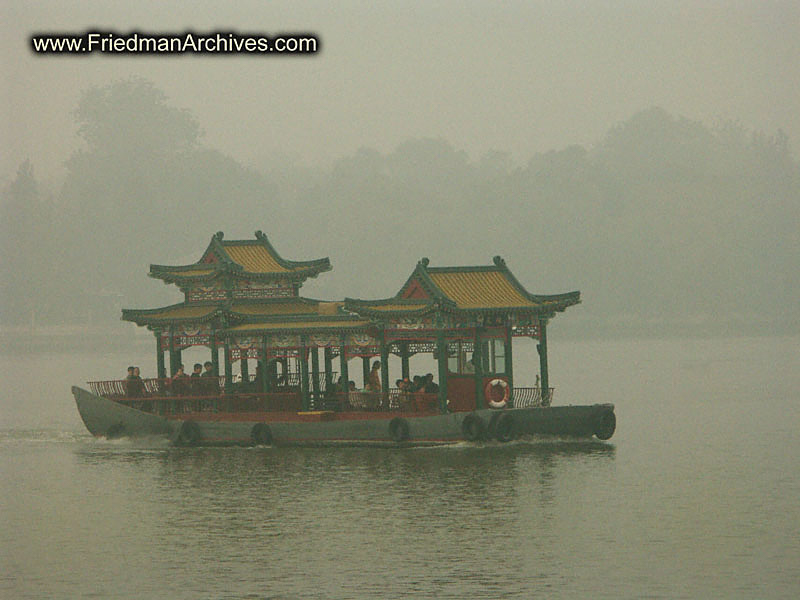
[121,302,224,328]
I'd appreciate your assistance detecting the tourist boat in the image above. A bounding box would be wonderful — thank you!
[71,231,615,446]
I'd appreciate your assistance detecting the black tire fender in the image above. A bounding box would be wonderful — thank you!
[594,409,616,441]
[494,412,516,443]
[177,420,202,446]
[251,423,273,446]
[461,414,487,442]
[389,417,410,443]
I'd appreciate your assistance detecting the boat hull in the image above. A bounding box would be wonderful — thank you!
[71,386,615,446]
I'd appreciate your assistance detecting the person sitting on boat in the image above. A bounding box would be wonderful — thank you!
[171,364,190,396]
[253,362,265,392]
[463,354,476,374]
[396,378,413,411]
[423,373,439,394]
[410,375,424,392]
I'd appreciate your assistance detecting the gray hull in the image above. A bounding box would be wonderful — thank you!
[71,387,615,446]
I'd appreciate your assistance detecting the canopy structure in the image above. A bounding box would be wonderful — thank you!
[121,233,580,413]
[148,230,331,297]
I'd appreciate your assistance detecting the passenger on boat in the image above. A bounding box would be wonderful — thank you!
[126,365,144,397]
[410,375,424,392]
[365,360,382,392]
[252,362,262,391]
[463,355,476,374]
[171,364,190,396]
[200,361,217,394]
[396,378,412,410]
[423,373,439,394]
[190,363,203,393]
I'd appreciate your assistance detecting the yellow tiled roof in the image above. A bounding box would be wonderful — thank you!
[428,271,535,309]
[229,320,368,332]
[223,244,290,273]
[317,301,343,315]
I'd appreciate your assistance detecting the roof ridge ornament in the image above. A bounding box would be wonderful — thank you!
[493,255,506,267]
[215,231,224,240]
[419,257,430,267]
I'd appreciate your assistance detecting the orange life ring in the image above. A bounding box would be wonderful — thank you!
[485,378,509,408]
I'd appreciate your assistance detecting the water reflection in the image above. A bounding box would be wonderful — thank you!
[69,439,616,599]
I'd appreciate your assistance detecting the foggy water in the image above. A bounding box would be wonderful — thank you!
[1,336,798,599]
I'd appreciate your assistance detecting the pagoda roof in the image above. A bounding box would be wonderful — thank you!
[149,231,331,284]
[121,303,222,326]
[345,256,580,317]
[122,298,345,328]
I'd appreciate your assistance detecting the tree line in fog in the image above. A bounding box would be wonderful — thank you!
[2,78,798,336]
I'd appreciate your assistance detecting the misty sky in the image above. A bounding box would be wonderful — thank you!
[3,0,799,185]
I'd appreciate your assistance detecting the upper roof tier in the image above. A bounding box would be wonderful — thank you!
[149,231,331,285]
[345,256,580,317]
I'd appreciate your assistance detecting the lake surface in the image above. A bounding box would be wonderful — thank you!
[1,336,798,599]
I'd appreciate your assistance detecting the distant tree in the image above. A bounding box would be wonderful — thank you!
[56,78,271,319]
[0,160,56,325]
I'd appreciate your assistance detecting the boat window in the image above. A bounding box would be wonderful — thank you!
[481,339,506,374]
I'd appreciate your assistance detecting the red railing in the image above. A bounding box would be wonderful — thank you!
[89,377,226,398]
[512,387,555,408]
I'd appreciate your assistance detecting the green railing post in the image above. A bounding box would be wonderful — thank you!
[339,335,349,405]
[505,324,514,406]
[474,326,484,410]
[310,345,321,407]
[211,332,220,377]
[262,336,270,394]
[538,317,549,405]
[323,346,333,395]
[436,330,448,414]
[224,337,232,393]
[362,356,370,389]
[300,337,311,411]
[379,329,389,408]
[155,330,166,380]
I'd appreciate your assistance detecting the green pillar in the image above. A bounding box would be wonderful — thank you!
[300,337,310,411]
[505,324,514,406]
[362,357,370,388]
[379,329,389,406]
[224,337,232,392]
[474,327,484,410]
[240,357,249,385]
[211,332,220,376]
[168,329,182,375]
[339,335,349,396]
[538,317,549,404]
[323,346,333,394]
[262,336,270,394]
[310,345,321,405]
[400,342,410,380]
[155,330,166,379]
[436,330,449,413]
